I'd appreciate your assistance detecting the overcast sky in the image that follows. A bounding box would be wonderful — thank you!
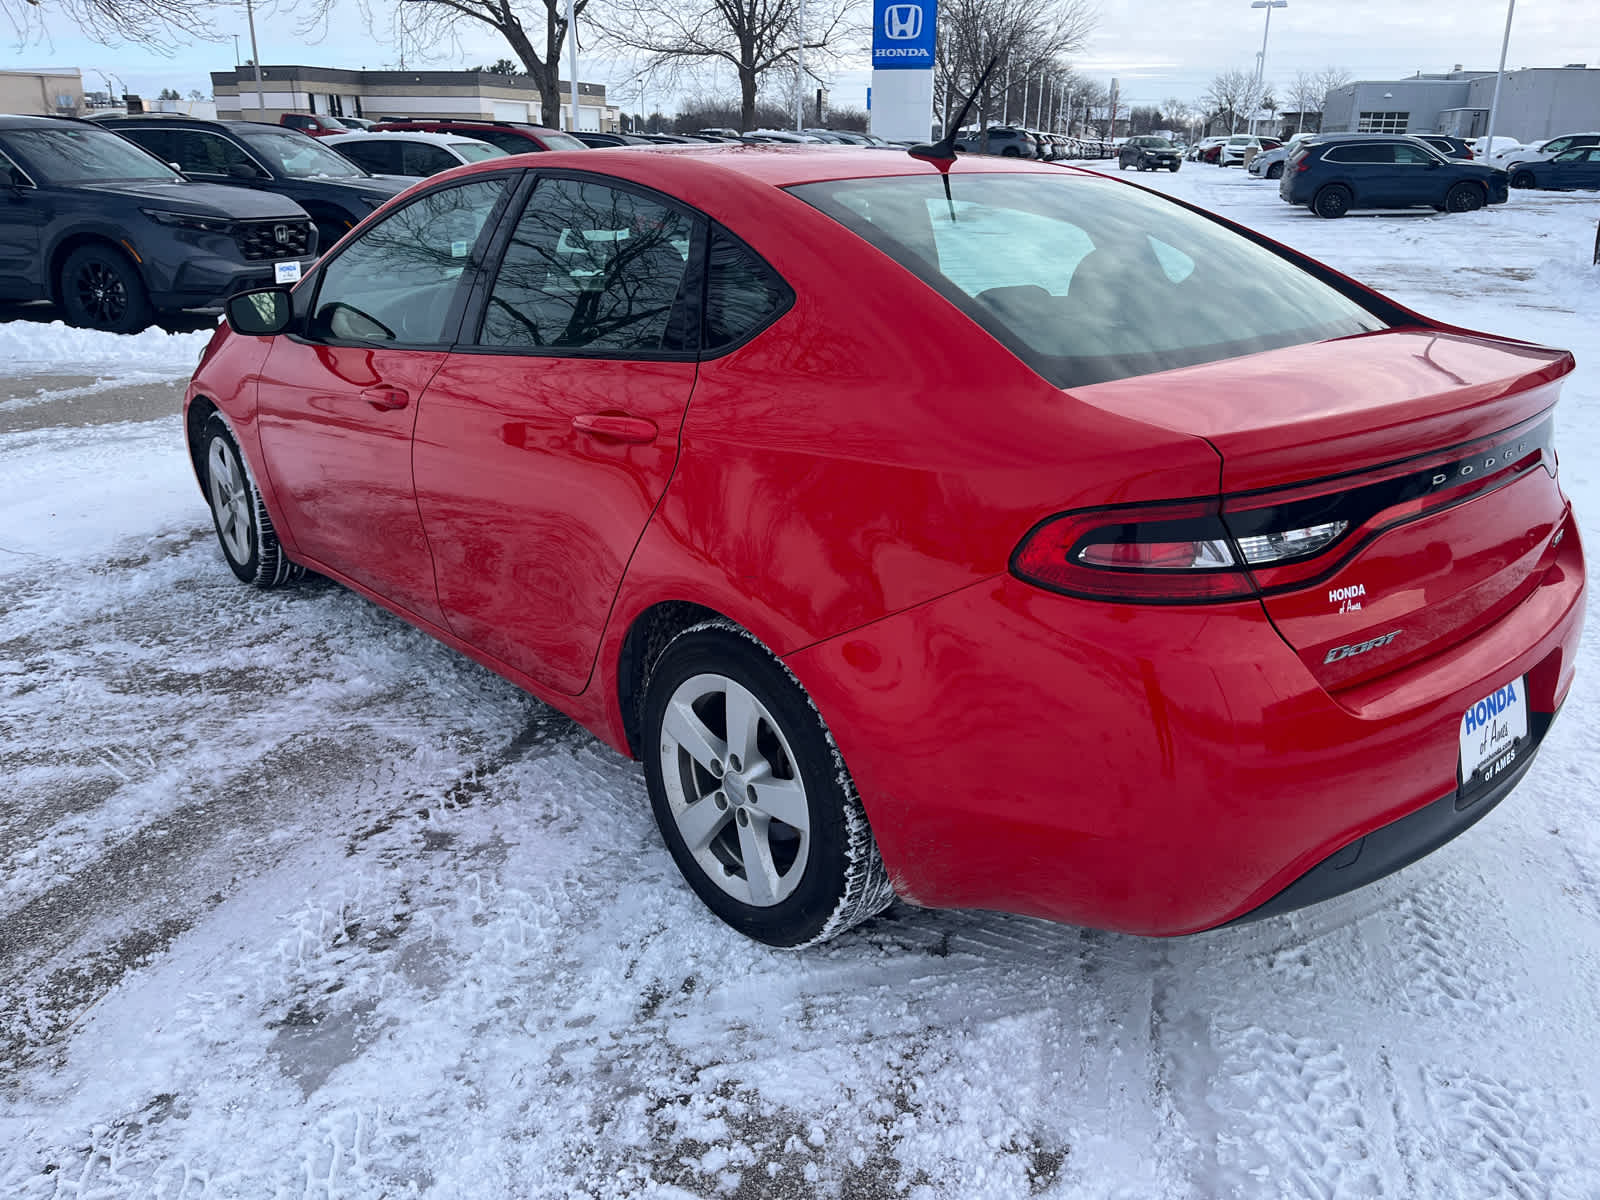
[4,0,1596,117]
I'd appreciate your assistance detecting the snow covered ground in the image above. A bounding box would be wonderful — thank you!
[2,166,1598,1199]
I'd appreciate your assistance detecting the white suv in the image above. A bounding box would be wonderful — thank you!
[1486,131,1600,175]
[323,131,508,177]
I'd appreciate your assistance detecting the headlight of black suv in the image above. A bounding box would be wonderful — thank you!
[141,209,234,234]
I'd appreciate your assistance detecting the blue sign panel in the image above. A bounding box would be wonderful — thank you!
[872,0,936,71]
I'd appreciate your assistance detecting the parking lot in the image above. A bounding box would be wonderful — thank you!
[2,162,1599,1198]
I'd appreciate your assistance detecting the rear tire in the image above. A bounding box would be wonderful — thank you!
[1510,170,1536,189]
[58,244,152,333]
[642,621,895,947]
[1313,185,1352,219]
[201,415,303,588]
[1445,182,1485,213]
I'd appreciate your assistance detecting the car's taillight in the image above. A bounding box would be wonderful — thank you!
[1011,500,1255,603]
[1295,160,1311,172]
[1012,415,1554,606]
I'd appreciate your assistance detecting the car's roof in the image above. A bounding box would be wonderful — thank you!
[0,113,90,131]
[99,116,280,133]
[326,130,492,147]
[437,142,1086,191]
[376,118,568,136]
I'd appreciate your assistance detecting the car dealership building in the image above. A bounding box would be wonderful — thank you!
[211,65,617,132]
[1320,65,1600,142]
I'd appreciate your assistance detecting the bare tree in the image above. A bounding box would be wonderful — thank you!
[934,0,1094,147]
[346,0,587,128]
[1203,67,1256,135]
[592,0,854,131]
[1314,66,1352,106]
[0,0,216,51]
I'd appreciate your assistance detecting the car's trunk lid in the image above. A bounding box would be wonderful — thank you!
[1072,328,1573,688]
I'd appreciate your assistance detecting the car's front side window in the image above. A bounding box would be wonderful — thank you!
[173,130,261,178]
[476,175,698,353]
[308,177,510,345]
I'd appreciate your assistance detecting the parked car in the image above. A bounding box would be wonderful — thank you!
[952,126,1036,157]
[0,114,315,332]
[1118,136,1182,172]
[1281,133,1509,217]
[98,116,416,252]
[1509,145,1600,190]
[369,119,588,155]
[324,131,509,176]
[279,113,365,138]
[189,147,1583,947]
[1220,134,1282,167]
[1189,135,1227,162]
[571,131,656,148]
[1415,134,1474,160]
[1248,134,1315,179]
[1486,131,1600,175]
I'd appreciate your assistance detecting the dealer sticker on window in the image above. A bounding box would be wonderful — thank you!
[275,260,302,285]
[1459,677,1527,791]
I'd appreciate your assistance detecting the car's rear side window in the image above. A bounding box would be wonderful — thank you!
[704,228,791,351]
[790,172,1385,388]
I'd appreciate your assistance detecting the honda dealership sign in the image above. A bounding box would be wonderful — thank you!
[874,0,935,69]
[870,0,937,138]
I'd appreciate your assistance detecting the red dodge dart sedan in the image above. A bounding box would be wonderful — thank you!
[187,146,1585,946]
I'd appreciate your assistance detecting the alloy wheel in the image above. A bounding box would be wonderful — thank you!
[207,437,254,564]
[657,672,811,907]
[74,260,128,327]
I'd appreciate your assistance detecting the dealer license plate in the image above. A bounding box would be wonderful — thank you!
[1458,677,1528,791]
[275,260,302,285]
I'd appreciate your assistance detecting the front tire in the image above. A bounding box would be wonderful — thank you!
[1169,163,1181,172]
[1313,185,1352,218]
[642,621,895,947]
[1267,162,1284,179]
[201,415,302,588]
[59,244,152,333]
[1445,182,1486,212]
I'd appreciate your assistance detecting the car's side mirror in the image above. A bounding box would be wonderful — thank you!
[225,288,294,336]
[227,162,263,180]
[1425,159,1441,168]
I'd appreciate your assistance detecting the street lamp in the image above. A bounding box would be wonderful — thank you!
[1249,0,1286,134]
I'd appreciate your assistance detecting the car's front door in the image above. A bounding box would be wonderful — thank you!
[1388,141,1439,205]
[1551,148,1600,189]
[412,172,704,695]
[0,147,47,300]
[255,173,516,621]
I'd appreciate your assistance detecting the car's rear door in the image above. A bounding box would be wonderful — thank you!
[254,172,519,621]
[412,171,705,695]
[0,146,46,299]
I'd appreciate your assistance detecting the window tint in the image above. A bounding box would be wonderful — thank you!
[402,142,457,176]
[704,228,790,350]
[790,173,1385,388]
[162,130,260,177]
[0,147,30,186]
[478,176,696,353]
[311,177,508,345]
[1324,143,1395,164]
[336,140,402,174]
[1394,143,1436,165]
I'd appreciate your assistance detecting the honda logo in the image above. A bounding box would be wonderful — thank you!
[884,3,922,39]
[273,224,292,245]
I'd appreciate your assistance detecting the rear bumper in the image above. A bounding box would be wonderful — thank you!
[785,517,1584,935]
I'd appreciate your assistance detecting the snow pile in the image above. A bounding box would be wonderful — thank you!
[0,321,213,374]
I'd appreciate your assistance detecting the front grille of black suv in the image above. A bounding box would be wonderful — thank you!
[234,219,313,261]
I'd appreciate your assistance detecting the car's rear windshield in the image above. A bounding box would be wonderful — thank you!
[450,141,508,162]
[788,172,1386,388]
[536,131,587,151]
[1,127,180,184]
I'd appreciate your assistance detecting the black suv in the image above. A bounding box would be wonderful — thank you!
[1280,133,1508,218]
[98,116,415,252]
[0,115,315,331]
[1119,136,1182,172]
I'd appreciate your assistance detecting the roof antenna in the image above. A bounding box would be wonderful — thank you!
[909,54,1002,163]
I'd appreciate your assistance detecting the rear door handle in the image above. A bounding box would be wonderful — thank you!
[572,413,658,444]
[361,387,409,411]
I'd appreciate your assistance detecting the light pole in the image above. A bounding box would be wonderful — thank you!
[244,0,266,119]
[1482,0,1516,161]
[1248,0,1286,135]
[794,0,806,131]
